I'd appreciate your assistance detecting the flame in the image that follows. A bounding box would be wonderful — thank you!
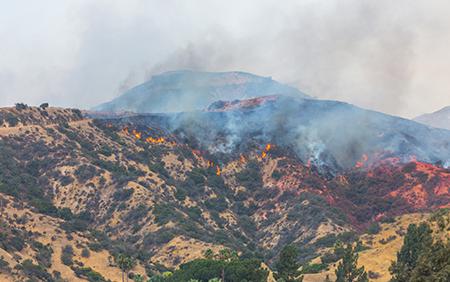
[261,143,272,158]
[355,154,368,168]
[216,165,221,176]
[240,154,246,164]
[131,129,141,139]
[145,136,165,144]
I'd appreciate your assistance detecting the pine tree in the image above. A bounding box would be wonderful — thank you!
[409,240,450,281]
[274,244,303,282]
[335,243,368,282]
[389,223,432,282]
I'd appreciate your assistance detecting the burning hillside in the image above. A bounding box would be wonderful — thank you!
[97,95,450,173]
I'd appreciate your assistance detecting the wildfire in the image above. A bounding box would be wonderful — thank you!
[261,143,272,158]
[216,165,221,176]
[145,136,165,144]
[131,129,141,139]
[355,154,368,168]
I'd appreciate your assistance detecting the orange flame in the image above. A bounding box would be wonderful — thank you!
[145,136,165,144]
[261,143,272,158]
[355,154,368,168]
[131,129,141,139]
[216,165,221,176]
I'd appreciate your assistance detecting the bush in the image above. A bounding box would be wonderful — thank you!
[0,256,10,272]
[113,188,134,201]
[74,165,97,182]
[379,235,396,245]
[153,204,181,225]
[125,204,149,223]
[61,245,74,266]
[19,259,52,281]
[72,266,109,282]
[33,241,53,268]
[302,263,328,274]
[81,248,90,258]
[367,222,381,234]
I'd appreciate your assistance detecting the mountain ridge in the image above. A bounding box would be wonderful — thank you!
[94,70,309,113]
[414,105,450,130]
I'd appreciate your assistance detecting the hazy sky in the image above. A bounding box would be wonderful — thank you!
[1,0,450,118]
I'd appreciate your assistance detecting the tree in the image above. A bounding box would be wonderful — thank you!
[389,223,432,281]
[204,249,214,260]
[335,243,368,282]
[410,240,450,281]
[133,274,144,282]
[274,244,303,282]
[115,254,136,282]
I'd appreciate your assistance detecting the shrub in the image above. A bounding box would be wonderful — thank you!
[379,235,396,245]
[72,266,109,282]
[61,245,74,266]
[113,188,134,201]
[19,259,52,281]
[153,204,181,225]
[302,263,328,274]
[81,248,90,258]
[0,256,10,272]
[367,222,381,234]
[74,165,97,182]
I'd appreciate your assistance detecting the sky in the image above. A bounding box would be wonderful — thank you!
[1,0,450,118]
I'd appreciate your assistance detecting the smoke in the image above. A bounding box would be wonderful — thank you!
[1,0,450,117]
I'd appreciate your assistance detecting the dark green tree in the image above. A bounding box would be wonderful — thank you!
[115,254,136,282]
[335,243,368,282]
[274,244,303,282]
[165,257,267,282]
[409,240,450,282]
[389,223,432,281]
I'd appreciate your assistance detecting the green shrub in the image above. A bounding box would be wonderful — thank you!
[61,245,74,266]
[367,222,381,234]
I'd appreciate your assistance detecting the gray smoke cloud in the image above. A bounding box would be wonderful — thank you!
[1,0,450,118]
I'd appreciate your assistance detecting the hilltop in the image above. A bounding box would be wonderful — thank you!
[94,70,309,113]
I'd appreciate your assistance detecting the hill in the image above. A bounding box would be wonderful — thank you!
[0,104,449,281]
[414,106,450,130]
[94,70,309,113]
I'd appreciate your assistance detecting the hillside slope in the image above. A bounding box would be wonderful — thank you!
[0,105,449,281]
